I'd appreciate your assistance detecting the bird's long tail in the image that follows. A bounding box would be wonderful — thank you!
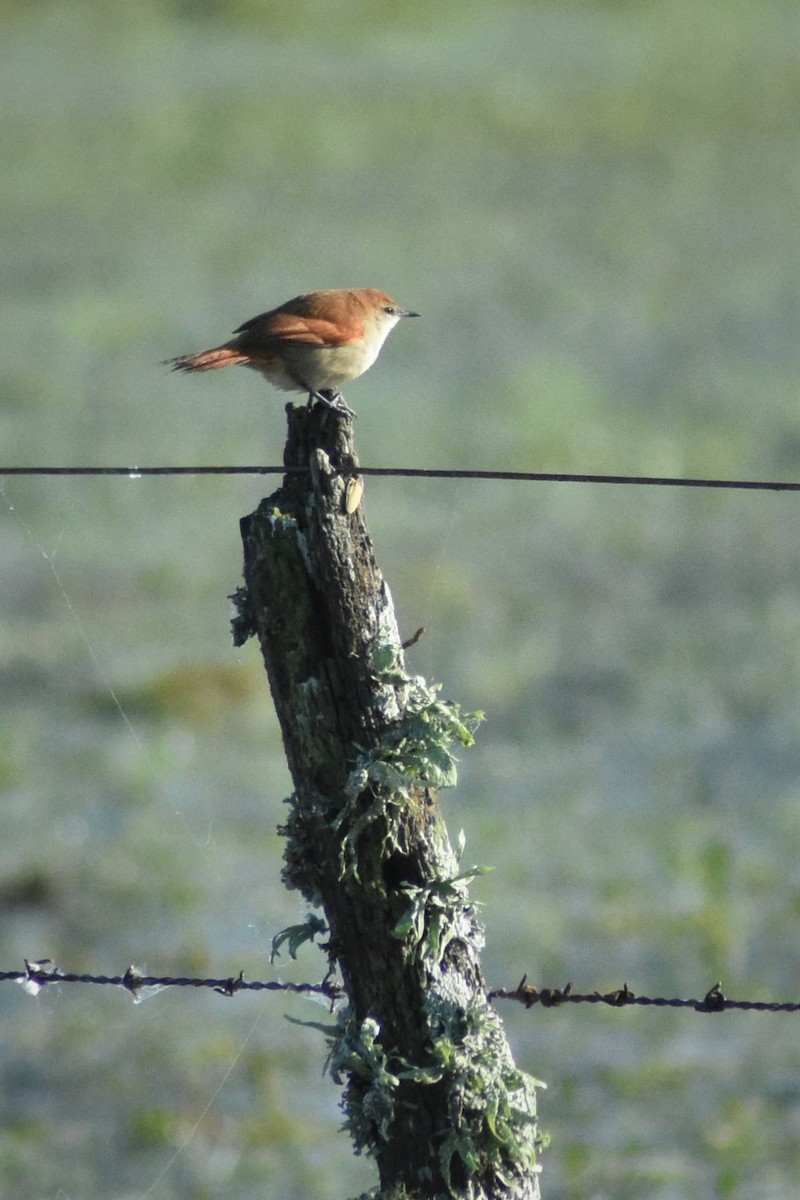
[164,344,250,372]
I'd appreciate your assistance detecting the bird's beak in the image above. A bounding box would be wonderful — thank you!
[400,309,420,318]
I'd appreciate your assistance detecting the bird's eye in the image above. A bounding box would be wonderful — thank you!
[383,305,397,315]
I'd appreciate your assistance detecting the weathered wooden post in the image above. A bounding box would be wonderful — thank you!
[233,404,543,1198]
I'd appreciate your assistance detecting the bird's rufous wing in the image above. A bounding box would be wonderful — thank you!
[234,311,363,347]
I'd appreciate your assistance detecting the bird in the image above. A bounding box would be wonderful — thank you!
[165,287,419,416]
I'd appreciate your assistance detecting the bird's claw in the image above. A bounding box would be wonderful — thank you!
[308,389,356,418]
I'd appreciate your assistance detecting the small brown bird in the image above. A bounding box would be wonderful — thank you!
[166,287,419,416]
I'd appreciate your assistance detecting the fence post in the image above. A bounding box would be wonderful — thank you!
[234,403,543,1198]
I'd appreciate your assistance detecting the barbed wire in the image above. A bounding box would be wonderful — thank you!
[1,465,800,491]
[1,960,342,1001]
[486,976,800,1014]
[4,962,799,1014]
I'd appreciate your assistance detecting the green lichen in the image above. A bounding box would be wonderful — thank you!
[270,912,328,963]
[333,656,483,880]
[325,1002,545,1197]
[368,647,484,792]
[279,791,328,905]
[424,1002,546,1195]
[330,1016,401,1150]
[392,859,493,965]
[229,585,256,646]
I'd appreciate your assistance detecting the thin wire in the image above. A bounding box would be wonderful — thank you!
[0,466,285,476]
[143,1007,265,1197]
[1,465,800,491]
[0,481,146,752]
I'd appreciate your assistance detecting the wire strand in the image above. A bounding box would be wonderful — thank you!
[1,465,800,491]
[5,964,799,1014]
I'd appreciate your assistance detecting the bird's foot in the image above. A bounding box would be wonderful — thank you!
[308,389,356,418]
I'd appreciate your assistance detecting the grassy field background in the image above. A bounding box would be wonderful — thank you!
[2,2,800,1197]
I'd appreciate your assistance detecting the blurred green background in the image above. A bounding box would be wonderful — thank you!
[2,1,800,1197]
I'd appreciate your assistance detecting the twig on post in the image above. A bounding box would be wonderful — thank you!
[234,403,543,1199]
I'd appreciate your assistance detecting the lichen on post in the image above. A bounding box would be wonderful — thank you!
[234,403,543,1199]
